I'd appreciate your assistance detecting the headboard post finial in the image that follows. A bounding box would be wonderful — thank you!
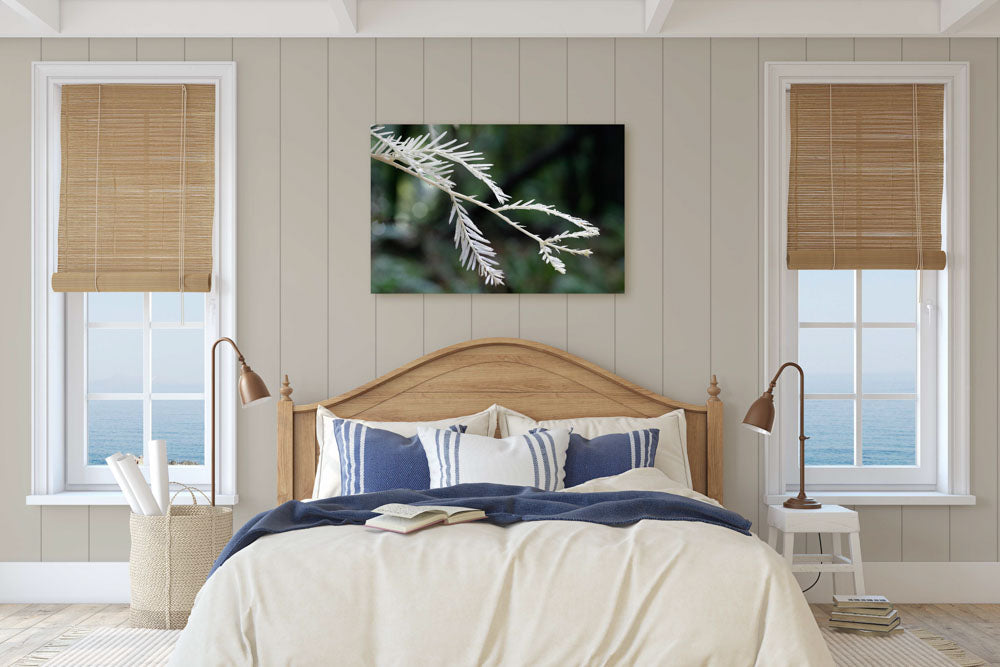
[280,374,293,402]
[707,374,721,402]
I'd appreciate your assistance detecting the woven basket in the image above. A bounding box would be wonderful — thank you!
[128,486,232,629]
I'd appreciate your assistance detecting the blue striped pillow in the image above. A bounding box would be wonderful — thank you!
[562,428,660,487]
[418,427,570,491]
[333,419,465,496]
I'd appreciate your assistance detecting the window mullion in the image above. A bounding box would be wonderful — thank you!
[142,292,152,465]
[854,270,863,467]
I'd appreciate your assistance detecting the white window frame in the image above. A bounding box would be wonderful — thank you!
[29,61,238,505]
[763,61,972,504]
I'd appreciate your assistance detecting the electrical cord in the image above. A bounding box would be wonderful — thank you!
[801,533,823,593]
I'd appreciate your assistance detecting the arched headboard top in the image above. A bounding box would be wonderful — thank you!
[277,338,723,504]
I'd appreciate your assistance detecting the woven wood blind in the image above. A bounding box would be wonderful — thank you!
[787,83,946,270]
[52,84,216,292]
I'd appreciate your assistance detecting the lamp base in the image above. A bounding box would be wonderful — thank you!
[783,496,822,510]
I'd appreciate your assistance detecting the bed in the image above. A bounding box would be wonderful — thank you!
[171,338,833,665]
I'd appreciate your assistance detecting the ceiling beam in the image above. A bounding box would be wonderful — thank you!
[1,0,59,32]
[940,0,1000,32]
[644,0,675,33]
[330,0,357,32]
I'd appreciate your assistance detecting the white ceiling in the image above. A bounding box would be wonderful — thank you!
[3,0,1000,38]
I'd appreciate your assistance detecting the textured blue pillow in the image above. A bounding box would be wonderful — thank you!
[563,428,660,487]
[333,419,465,496]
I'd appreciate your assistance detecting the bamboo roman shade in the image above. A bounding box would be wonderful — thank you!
[52,83,216,292]
[786,83,946,270]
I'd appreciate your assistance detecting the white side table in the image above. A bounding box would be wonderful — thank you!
[767,504,865,595]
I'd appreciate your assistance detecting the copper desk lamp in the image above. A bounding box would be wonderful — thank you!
[743,362,821,510]
[210,337,271,506]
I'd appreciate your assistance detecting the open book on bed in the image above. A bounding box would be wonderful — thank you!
[365,503,486,534]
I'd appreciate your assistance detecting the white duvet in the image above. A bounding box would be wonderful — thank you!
[171,469,833,666]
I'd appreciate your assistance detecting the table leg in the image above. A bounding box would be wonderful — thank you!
[848,531,865,594]
[831,533,843,595]
[783,531,795,567]
[768,526,778,551]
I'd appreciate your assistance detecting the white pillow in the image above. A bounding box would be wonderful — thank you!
[498,406,692,489]
[312,405,498,499]
[418,427,571,491]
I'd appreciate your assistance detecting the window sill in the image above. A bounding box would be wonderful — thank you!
[766,492,975,506]
[26,492,239,506]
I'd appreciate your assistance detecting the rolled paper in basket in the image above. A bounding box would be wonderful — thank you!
[116,454,161,516]
[149,440,169,516]
[106,454,142,514]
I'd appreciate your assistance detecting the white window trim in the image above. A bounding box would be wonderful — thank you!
[762,61,971,503]
[29,61,238,504]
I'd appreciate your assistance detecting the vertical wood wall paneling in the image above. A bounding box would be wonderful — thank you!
[280,39,329,402]
[614,39,663,393]
[805,38,855,61]
[469,38,520,339]
[853,38,902,61]
[40,38,86,61]
[38,38,90,562]
[422,39,473,353]
[902,39,951,61]
[330,39,377,394]
[565,38,616,370]
[517,39,569,349]
[375,39,426,374]
[663,38,711,405]
[895,38,952,561]
[89,39,137,61]
[41,507,89,561]
[183,39,232,61]
[0,38,41,562]
[88,507,131,561]
[950,38,999,562]
[233,38,281,525]
[137,39,185,61]
[758,38,806,531]
[710,38,759,529]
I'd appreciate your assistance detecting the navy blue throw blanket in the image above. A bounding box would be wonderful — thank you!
[211,483,751,576]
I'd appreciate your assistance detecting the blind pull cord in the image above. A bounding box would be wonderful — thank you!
[828,84,837,270]
[178,85,188,294]
[93,84,102,292]
[912,84,924,272]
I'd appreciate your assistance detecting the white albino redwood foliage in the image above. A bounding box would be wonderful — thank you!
[371,126,600,286]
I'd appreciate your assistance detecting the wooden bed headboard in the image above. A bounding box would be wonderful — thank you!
[277,338,724,504]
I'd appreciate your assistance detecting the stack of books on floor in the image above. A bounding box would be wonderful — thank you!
[829,595,901,634]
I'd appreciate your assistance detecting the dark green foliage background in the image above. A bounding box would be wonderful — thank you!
[371,124,625,293]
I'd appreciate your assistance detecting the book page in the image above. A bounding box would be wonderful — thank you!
[372,503,442,519]
[414,505,480,517]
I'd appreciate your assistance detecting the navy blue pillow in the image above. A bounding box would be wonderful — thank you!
[333,419,465,495]
[562,428,660,487]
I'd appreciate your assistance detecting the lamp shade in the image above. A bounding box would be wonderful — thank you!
[742,391,775,435]
[238,363,271,407]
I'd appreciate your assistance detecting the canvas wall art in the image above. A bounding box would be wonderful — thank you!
[371,124,625,294]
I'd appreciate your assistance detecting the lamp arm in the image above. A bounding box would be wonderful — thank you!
[212,336,245,364]
[767,361,807,444]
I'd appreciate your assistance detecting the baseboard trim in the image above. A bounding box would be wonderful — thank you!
[3,560,999,604]
[802,561,1000,603]
[0,562,129,603]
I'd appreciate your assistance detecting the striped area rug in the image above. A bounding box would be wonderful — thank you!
[13,627,181,667]
[822,626,986,667]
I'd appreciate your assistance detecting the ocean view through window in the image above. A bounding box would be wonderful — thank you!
[86,292,207,466]
[799,270,920,467]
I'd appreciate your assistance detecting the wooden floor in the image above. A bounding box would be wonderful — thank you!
[812,603,1000,666]
[0,603,129,666]
[0,603,997,665]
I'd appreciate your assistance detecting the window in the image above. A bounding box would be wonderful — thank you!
[30,62,236,503]
[764,62,971,501]
[65,292,211,488]
[795,269,935,486]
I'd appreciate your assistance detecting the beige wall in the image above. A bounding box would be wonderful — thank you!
[0,37,996,566]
